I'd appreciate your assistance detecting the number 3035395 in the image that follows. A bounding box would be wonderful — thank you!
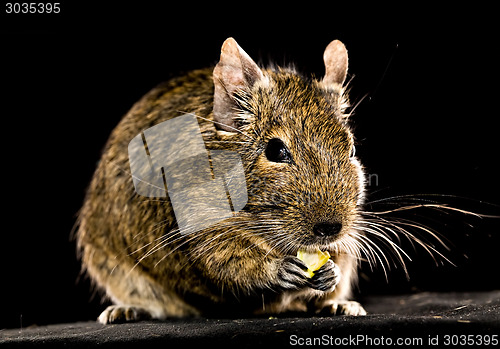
[5,3,61,14]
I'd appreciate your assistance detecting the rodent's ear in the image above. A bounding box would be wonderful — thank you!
[213,37,264,132]
[322,40,348,86]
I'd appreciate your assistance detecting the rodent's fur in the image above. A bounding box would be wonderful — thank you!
[77,38,367,323]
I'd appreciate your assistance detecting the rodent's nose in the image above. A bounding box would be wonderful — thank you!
[313,222,343,237]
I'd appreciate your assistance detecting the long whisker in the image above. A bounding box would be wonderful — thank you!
[352,193,497,277]
[366,203,500,218]
[348,231,391,280]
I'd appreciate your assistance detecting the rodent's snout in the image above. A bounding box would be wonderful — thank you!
[312,222,343,238]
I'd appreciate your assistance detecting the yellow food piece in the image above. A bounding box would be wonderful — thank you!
[297,249,331,278]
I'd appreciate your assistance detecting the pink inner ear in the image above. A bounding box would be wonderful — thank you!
[222,68,246,93]
[220,38,263,87]
[323,40,348,86]
[213,38,263,131]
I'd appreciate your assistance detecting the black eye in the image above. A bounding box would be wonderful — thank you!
[265,138,292,163]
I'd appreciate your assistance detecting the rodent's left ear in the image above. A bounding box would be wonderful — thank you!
[213,38,264,132]
[322,40,348,86]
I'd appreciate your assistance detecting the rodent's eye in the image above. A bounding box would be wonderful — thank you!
[265,138,292,163]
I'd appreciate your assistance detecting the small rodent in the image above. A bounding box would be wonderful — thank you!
[77,38,367,324]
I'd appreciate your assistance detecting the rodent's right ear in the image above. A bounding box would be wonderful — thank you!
[213,38,264,132]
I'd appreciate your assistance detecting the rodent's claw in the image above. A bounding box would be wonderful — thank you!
[317,300,367,316]
[98,305,152,324]
[308,259,340,292]
[276,256,310,290]
[277,257,340,292]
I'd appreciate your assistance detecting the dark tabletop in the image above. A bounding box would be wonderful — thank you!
[1,290,498,348]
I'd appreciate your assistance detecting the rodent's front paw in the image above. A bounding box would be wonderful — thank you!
[309,259,340,292]
[98,305,152,324]
[276,256,310,290]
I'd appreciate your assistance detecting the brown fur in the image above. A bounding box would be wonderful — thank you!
[77,38,367,323]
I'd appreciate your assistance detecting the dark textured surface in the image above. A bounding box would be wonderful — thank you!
[3,13,500,339]
[1,291,498,348]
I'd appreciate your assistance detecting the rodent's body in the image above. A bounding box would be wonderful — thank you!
[77,38,367,323]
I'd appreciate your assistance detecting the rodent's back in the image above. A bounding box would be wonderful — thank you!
[77,68,217,276]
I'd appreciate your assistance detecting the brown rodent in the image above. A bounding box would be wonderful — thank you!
[76,38,367,324]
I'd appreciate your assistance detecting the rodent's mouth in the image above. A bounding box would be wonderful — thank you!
[287,220,354,254]
[287,235,339,255]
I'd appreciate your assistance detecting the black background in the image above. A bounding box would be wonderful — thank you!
[1,3,499,329]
